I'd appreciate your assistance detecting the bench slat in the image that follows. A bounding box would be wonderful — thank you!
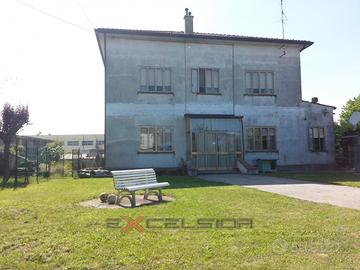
[116,180,154,184]
[111,168,169,192]
[112,168,154,172]
[124,182,170,192]
[115,181,157,187]
[113,175,155,180]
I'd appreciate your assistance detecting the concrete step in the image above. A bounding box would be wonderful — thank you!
[237,159,258,175]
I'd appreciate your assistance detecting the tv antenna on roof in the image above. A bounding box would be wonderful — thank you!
[280,0,287,57]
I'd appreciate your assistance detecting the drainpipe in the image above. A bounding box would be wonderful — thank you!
[232,44,235,115]
[241,118,245,160]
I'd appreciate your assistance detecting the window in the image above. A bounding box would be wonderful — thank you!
[140,67,171,92]
[139,126,173,152]
[96,140,104,145]
[245,71,274,95]
[247,127,276,151]
[82,140,94,146]
[191,68,220,94]
[309,127,325,151]
[67,141,79,146]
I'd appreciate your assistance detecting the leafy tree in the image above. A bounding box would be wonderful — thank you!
[339,94,360,132]
[335,94,360,165]
[40,141,64,175]
[0,103,29,183]
[10,144,25,157]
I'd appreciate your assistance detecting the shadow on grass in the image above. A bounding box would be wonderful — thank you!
[0,179,29,190]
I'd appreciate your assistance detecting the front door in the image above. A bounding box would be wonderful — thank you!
[196,131,240,170]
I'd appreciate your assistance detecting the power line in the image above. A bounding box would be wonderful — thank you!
[74,0,94,29]
[15,0,92,33]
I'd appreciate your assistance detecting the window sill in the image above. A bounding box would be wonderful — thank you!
[243,94,276,97]
[196,92,222,96]
[246,150,279,153]
[138,91,174,95]
[138,151,175,154]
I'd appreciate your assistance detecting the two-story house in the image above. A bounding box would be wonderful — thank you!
[95,9,335,172]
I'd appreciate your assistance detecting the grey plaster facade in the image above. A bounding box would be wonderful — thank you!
[95,21,335,172]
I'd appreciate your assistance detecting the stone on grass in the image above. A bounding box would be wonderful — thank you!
[107,194,117,205]
[99,192,108,203]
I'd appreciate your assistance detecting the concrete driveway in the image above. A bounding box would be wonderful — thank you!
[199,174,360,210]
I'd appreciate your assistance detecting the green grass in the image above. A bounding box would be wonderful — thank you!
[0,176,359,269]
[270,171,360,188]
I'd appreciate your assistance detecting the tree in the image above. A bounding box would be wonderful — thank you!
[40,141,64,176]
[0,103,29,183]
[335,94,360,165]
[339,94,360,132]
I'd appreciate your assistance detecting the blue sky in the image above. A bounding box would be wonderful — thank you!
[0,0,359,134]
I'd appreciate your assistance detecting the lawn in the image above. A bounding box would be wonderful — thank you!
[270,171,360,188]
[0,176,359,269]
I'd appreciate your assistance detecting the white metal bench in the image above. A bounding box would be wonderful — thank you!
[111,168,170,207]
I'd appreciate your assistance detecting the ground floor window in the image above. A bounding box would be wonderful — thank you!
[247,127,276,151]
[309,127,325,151]
[139,126,173,152]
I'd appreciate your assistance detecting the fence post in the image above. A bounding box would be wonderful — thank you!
[36,147,39,184]
[78,149,80,171]
[25,139,29,184]
[71,150,73,178]
[14,136,18,187]
[62,152,65,177]
[45,147,49,180]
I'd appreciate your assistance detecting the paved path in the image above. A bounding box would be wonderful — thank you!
[199,174,360,210]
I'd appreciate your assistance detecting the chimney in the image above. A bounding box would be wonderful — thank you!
[311,97,319,103]
[184,8,194,34]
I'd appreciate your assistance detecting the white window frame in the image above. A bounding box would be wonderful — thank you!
[191,67,220,94]
[245,71,274,95]
[140,67,172,93]
[246,127,277,151]
[138,126,174,153]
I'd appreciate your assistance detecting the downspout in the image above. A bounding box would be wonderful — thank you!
[104,33,107,169]
[241,117,245,160]
[232,43,235,115]
[184,42,187,114]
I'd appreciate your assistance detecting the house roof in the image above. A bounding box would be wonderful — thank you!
[95,28,313,51]
[301,100,336,109]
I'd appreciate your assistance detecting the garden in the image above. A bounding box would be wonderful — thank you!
[0,176,359,269]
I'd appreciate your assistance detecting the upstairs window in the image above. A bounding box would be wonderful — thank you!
[309,127,325,151]
[247,127,276,151]
[67,141,79,146]
[246,71,274,95]
[140,67,171,92]
[192,68,220,94]
[139,126,173,152]
[82,140,94,146]
[96,140,104,145]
